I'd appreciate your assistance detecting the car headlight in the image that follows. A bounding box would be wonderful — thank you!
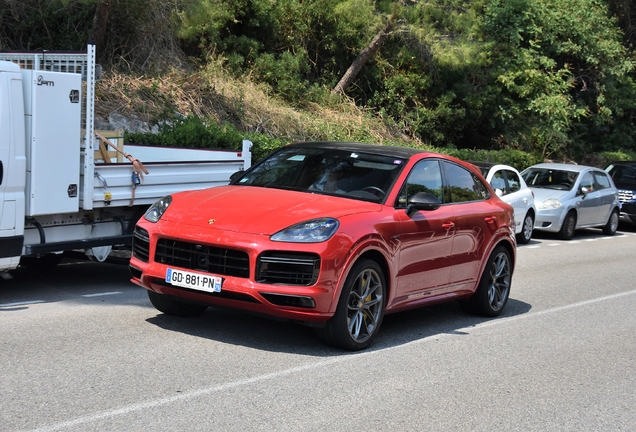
[537,198,562,210]
[144,195,172,223]
[270,218,340,243]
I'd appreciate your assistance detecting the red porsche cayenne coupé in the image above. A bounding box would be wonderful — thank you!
[129,142,516,350]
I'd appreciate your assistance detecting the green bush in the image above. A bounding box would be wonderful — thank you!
[124,115,288,162]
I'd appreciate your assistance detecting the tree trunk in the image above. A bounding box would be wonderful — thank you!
[88,0,111,54]
[332,18,395,95]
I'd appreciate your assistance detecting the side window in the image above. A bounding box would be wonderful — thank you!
[580,172,595,191]
[505,170,521,193]
[490,171,507,194]
[594,171,611,190]
[442,161,489,203]
[396,159,443,207]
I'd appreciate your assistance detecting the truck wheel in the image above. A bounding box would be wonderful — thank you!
[147,290,207,317]
[316,258,386,351]
[460,245,511,317]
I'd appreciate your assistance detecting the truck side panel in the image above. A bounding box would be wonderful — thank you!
[22,69,82,216]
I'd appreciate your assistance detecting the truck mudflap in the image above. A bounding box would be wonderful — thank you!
[0,235,24,258]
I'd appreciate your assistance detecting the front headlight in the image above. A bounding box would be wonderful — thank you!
[270,218,340,243]
[144,195,172,223]
[537,198,562,210]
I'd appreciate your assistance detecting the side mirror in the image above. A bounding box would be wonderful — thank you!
[579,186,589,196]
[495,188,503,197]
[406,192,442,216]
[229,170,244,183]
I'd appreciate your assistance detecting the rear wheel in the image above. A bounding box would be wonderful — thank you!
[602,209,619,236]
[147,290,207,317]
[461,245,511,317]
[516,212,534,244]
[316,259,386,351]
[558,211,577,240]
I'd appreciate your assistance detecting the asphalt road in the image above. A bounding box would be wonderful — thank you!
[2,226,636,431]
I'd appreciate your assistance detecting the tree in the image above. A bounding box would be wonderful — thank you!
[88,0,111,55]
[482,0,635,158]
[332,14,396,95]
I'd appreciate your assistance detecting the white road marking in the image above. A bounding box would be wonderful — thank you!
[81,292,123,298]
[26,288,636,432]
[0,300,45,307]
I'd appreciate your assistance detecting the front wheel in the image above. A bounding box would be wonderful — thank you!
[461,245,512,317]
[316,259,386,351]
[559,211,577,240]
[147,290,208,317]
[602,209,619,236]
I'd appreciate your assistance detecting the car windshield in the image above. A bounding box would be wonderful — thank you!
[606,163,636,187]
[233,146,407,202]
[522,168,579,190]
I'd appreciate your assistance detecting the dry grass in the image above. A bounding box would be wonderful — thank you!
[95,66,422,146]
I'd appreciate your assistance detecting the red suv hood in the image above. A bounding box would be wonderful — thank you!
[161,186,381,235]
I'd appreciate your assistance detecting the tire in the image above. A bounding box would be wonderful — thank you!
[602,209,619,236]
[316,259,386,351]
[516,212,534,244]
[558,211,577,240]
[147,290,207,317]
[460,245,511,317]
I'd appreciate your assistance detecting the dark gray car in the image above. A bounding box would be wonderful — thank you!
[605,161,636,224]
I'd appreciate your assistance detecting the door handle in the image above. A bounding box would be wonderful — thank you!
[442,222,455,230]
[485,216,497,224]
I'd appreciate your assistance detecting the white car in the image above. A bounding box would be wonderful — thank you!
[470,162,536,244]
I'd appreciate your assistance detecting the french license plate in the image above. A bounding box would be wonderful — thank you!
[166,268,222,293]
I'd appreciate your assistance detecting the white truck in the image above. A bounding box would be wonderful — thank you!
[0,45,252,273]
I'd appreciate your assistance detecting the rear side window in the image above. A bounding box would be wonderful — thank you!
[442,161,489,203]
[505,170,521,193]
[594,171,612,189]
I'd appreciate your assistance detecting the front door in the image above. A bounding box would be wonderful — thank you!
[393,159,454,307]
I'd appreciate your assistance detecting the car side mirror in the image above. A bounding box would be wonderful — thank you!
[579,186,589,196]
[495,188,503,197]
[406,192,442,216]
[229,170,244,183]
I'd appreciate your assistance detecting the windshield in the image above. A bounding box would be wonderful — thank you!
[233,146,407,202]
[606,163,636,187]
[522,168,579,190]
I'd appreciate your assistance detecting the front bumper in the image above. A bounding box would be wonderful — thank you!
[617,195,636,224]
[129,221,350,323]
[533,207,567,233]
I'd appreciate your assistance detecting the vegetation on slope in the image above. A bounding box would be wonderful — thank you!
[1,0,636,165]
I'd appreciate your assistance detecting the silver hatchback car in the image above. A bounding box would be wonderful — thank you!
[521,163,620,239]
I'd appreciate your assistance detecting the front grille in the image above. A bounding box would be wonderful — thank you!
[618,189,636,203]
[256,252,320,286]
[155,239,249,278]
[132,227,150,262]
